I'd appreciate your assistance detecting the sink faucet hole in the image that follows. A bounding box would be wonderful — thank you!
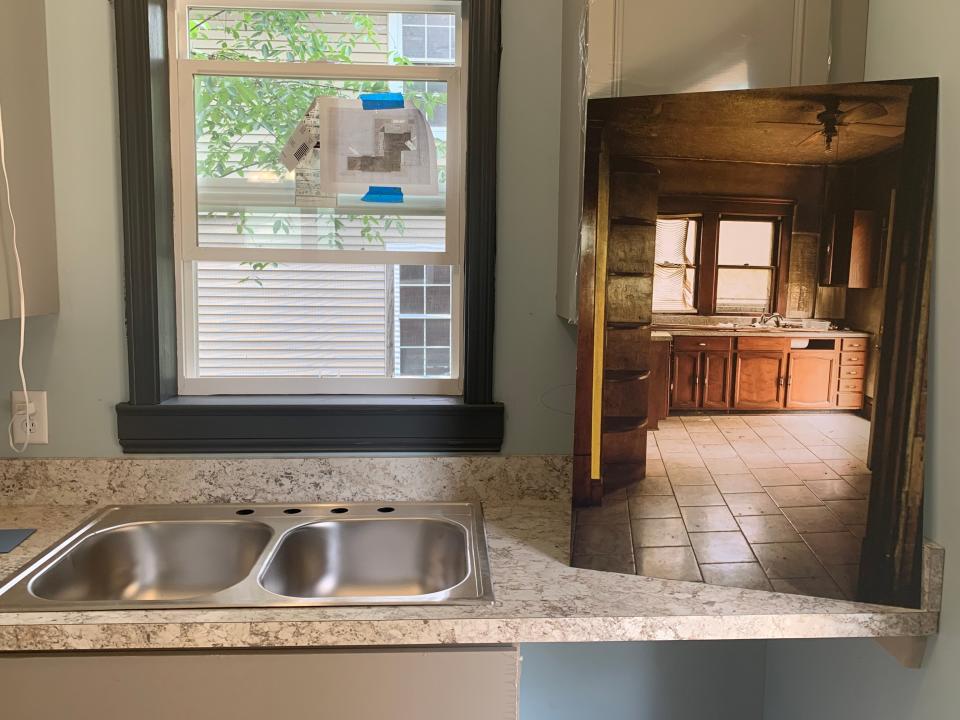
[283,508,302,515]
[377,507,396,513]
[235,509,255,516]
[330,507,349,514]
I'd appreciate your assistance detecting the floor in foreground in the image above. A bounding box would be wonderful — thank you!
[573,413,871,600]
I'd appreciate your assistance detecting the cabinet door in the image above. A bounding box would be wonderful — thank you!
[786,352,837,409]
[647,341,672,429]
[702,352,731,409]
[671,351,701,409]
[733,352,785,409]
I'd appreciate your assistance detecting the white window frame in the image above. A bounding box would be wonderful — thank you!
[167,0,466,395]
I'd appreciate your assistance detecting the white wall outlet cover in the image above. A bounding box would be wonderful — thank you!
[10,390,48,445]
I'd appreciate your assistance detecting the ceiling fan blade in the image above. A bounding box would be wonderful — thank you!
[797,129,824,147]
[844,123,905,138]
[840,102,887,123]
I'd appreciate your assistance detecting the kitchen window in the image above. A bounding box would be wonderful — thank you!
[111,0,502,452]
[174,2,462,395]
[653,196,793,316]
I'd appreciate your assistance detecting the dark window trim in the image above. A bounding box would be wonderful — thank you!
[656,195,794,316]
[112,0,503,453]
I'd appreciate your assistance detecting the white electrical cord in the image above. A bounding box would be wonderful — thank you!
[0,103,30,453]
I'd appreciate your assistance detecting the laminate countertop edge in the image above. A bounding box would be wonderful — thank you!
[0,504,942,652]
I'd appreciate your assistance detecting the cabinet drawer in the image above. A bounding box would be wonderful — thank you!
[840,351,866,366]
[841,337,869,351]
[837,378,864,393]
[837,391,864,409]
[737,336,790,351]
[838,365,865,379]
[674,336,732,351]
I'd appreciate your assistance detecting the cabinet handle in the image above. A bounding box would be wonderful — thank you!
[698,342,707,346]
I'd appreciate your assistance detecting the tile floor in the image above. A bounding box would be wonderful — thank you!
[572,413,871,601]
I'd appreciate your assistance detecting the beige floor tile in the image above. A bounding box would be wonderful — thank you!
[733,439,776,455]
[723,492,781,516]
[825,563,860,599]
[680,505,739,532]
[737,514,802,543]
[751,467,802,486]
[701,562,772,591]
[663,452,707,469]
[690,531,755,563]
[770,576,845,600]
[775,448,820,464]
[765,484,823,508]
[713,473,763,494]
[667,466,715,486]
[843,474,872,495]
[575,501,629,526]
[752,542,827,579]
[635,546,703,582]
[788,462,841,481]
[632,518,690,547]
[573,522,633,556]
[739,454,786,469]
[658,439,698,454]
[824,457,871,475]
[698,444,739,459]
[714,417,748,428]
[808,445,855,460]
[764,436,804,451]
[824,499,868,525]
[804,479,863,500]
[802,531,862,565]
[688,430,727,443]
[743,415,781,427]
[628,495,681,519]
[572,554,636,574]
[705,457,749,475]
[847,524,866,539]
[781,506,847,533]
[681,416,717,426]
[627,477,673,496]
[645,459,667,477]
[674,485,725,507]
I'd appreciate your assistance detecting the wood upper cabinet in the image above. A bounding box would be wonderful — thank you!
[702,352,732,409]
[671,351,701,409]
[733,352,786,409]
[786,351,837,409]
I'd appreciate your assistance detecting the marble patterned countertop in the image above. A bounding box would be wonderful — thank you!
[0,501,942,653]
[652,326,871,339]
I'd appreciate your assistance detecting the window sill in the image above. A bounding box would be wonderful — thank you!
[116,396,504,454]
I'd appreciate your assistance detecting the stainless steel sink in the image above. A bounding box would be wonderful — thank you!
[0,503,493,611]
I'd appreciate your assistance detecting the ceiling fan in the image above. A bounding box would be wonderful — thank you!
[759,97,904,153]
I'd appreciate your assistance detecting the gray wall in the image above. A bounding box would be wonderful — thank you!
[519,642,766,720]
[0,0,577,457]
[764,1,960,716]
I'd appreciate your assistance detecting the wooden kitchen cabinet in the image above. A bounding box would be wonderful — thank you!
[702,352,732,409]
[671,351,701,408]
[733,352,786,409]
[670,337,732,410]
[786,351,837,409]
[647,340,672,429]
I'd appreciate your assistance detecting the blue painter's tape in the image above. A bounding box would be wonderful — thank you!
[362,186,404,203]
[359,92,405,110]
[0,528,35,553]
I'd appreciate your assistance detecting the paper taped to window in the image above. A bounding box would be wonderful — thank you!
[280,96,439,206]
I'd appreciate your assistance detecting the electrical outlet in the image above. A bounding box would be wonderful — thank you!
[10,390,48,445]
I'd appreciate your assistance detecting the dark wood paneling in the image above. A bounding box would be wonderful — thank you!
[647,341,671,430]
[605,326,651,370]
[606,276,654,324]
[607,224,656,275]
[861,78,938,608]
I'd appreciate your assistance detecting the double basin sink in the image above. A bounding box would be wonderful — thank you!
[0,503,493,611]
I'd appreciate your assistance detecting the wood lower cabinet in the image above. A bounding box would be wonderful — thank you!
[702,351,732,409]
[786,351,837,409]
[733,352,786,409]
[671,351,701,408]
